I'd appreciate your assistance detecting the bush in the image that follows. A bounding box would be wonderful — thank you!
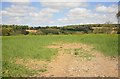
[2,28,14,36]
[21,30,29,35]
[41,29,59,35]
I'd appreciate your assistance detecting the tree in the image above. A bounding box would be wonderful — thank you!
[116,11,120,24]
[116,1,120,24]
[2,27,14,36]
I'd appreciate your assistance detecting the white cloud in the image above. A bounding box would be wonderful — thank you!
[2,4,36,17]
[2,0,118,2]
[2,0,30,6]
[57,8,92,23]
[2,3,59,25]
[3,16,33,25]
[28,8,59,24]
[39,0,86,2]
[40,8,59,13]
[9,17,22,23]
[68,8,91,17]
[34,0,118,2]
[2,0,29,2]
[0,11,2,24]
[96,4,118,13]
[57,7,117,24]
[41,2,88,10]
[1,2,118,26]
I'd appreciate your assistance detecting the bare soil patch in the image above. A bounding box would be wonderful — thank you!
[41,42,118,77]
[14,58,47,70]
[13,42,118,77]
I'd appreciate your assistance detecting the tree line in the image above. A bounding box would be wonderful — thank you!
[0,24,119,36]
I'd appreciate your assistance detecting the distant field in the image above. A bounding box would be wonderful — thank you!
[2,34,118,77]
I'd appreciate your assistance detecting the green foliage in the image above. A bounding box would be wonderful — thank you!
[0,28,2,36]
[1,24,119,36]
[40,28,60,35]
[1,25,29,36]
[74,49,94,60]
[2,34,118,76]
[2,36,57,60]
[2,61,40,77]
[21,30,29,35]
[2,28,14,36]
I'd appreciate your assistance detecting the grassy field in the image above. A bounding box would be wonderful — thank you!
[2,34,118,77]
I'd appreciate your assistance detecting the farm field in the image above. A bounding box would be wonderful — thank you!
[2,34,119,77]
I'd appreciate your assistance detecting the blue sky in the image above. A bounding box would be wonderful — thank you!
[1,0,118,27]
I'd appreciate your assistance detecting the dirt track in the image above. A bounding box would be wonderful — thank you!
[41,43,118,77]
[15,42,118,77]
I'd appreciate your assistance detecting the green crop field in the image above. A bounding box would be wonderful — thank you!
[2,34,119,77]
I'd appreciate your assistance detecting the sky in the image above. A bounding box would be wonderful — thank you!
[0,0,119,27]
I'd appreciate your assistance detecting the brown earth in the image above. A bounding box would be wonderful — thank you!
[14,42,118,77]
[15,58,47,70]
[41,42,118,77]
